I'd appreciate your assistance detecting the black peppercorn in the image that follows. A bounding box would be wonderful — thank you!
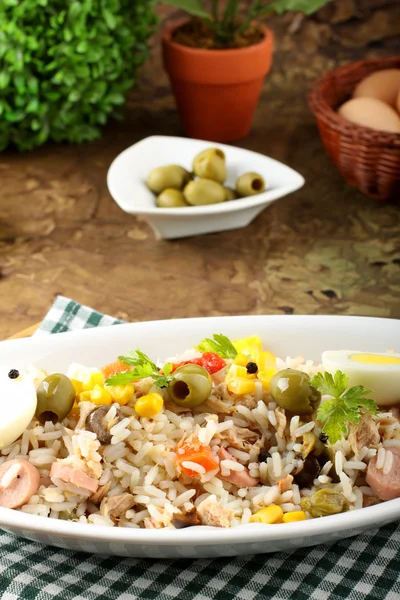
[8,369,19,379]
[319,432,328,444]
[246,362,258,374]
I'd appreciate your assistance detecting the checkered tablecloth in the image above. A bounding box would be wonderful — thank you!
[2,295,400,600]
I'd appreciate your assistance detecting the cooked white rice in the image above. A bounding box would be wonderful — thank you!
[1,351,398,530]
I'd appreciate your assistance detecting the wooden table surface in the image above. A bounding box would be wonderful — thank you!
[0,8,399,340]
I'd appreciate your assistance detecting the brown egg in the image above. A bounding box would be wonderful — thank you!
[338,97,400,134]
[353,69,400,108]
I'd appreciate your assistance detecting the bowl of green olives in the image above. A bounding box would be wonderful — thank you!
[107,136,305,240]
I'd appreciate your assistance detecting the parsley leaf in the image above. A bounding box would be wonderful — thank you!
[153,363,174,389]
[310,371,348,397]
[196,334,238,359]
[163,363,173,376]
[118,350,157,372]
[310,370,378,445]
[105,349,173,388]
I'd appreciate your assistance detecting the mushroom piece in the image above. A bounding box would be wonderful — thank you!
[171,508,200,529]
[85,405,124,444]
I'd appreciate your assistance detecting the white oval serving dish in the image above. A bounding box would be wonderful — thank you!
[0,315,399,558]
[107,136,305,239]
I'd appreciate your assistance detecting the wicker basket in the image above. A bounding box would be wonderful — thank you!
[308,57,400,201]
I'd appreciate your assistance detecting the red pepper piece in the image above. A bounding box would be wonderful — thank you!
[172,352,226,375]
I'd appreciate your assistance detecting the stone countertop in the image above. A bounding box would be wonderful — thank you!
[0,7,399,338]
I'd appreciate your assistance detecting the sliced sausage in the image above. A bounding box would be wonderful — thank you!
[0,459,40,509]
[366,447,400,501]
[50,462,99,494]
[217,447,259,487]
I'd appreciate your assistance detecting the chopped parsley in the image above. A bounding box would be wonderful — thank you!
[310,370,378,445]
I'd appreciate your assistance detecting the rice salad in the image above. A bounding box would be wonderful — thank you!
[1,334,400,529]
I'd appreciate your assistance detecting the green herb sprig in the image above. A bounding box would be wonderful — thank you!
[196,334,238,359]
[310,370,378,445]
[105,350,173,389]
[161,0,332,44]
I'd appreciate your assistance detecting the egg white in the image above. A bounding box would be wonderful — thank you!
[0,366,37,448]
[322,350,400,406]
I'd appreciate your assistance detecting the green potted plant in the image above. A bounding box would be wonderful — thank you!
[0,0,157,151]
[161,0,332,142]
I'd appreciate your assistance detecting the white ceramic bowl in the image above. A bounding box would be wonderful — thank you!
[0,315,399,558]
[107,136,305,239]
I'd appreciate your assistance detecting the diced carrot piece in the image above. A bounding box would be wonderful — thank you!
[101,359,131,380]
[177,445,219,477]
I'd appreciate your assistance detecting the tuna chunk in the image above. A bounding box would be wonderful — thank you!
[349,413,380,455]
[50,462,98,494]
[100,493,135,517]
[197,497,233,528]
[219,425,262,452]
[218,447,259,487]
[144,517,163,529]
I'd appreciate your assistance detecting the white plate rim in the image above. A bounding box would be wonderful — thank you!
[0,314,399,548]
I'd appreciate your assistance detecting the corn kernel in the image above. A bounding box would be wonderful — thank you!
[79,385,112,406]
[78,391,92,403]
[233,335,262,360]
[250,505,283,524]
[282,511,306,523]
[257,351,276,371]
[257,368,277,390]
[106,384,134,406]
[135,392,164,418]
[234,353,249,367]
[70,378,83,396]
[81,371,103,392]
[228,378,256,395]
[91,385,112,405]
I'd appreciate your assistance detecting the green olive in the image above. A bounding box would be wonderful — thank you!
[183,179,226,206]
[223,187,238,201]
[301,489,349,518]
[36,374,76,424]
[193,148,227,184]
[269,369,321,415]
[235,172,265,197]
[169,364,212,408]
[147,165,192,194]
[156,189,188,208]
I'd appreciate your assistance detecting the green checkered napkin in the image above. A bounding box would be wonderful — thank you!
[1,295,400,600]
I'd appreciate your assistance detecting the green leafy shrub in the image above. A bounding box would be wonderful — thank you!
[0,0,157,151]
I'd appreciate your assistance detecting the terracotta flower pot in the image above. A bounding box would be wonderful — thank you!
[162,20,274,142]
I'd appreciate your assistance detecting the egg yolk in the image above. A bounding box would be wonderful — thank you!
[350,353,400,365]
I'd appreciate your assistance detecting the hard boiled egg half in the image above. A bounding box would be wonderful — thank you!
[322,351,400,406]
[0,367,37,449]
